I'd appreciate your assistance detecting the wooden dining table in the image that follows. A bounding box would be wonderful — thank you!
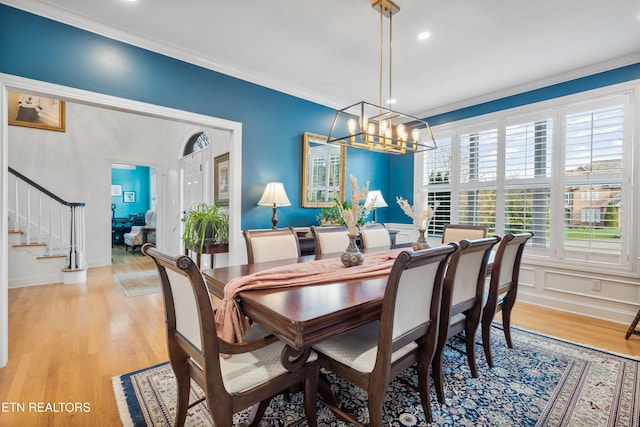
[202,244,493,355]
[202,251,393,353]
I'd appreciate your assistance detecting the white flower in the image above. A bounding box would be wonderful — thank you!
[338,175,374,235]
[396,192,436,229]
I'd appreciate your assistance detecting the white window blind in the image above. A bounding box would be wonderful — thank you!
[562,101,624,256]
[422,89,631,268]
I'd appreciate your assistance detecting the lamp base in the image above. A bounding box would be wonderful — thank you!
[271,206,278,229]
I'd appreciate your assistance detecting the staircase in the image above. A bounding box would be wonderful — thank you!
[8,167,87,287]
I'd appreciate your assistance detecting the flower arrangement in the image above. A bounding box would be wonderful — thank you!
[338,175,374,236]
[396,192,436,230]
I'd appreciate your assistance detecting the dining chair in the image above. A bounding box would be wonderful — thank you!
[243,227,301,263]
[432,236,500,404]
[142,243,319,427]
[313,244,458,426]
[310,225,350,255]
[441,224,488,243]
[481,231,534,367]
[359,223,392,250]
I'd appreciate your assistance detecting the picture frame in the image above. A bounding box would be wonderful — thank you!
[8,91,66,132]
[123,191,136,203]
[111,184,123,197]
[214,152,230,206]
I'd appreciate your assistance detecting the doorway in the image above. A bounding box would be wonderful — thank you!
[111,163,157,264]
[1,74,244,368]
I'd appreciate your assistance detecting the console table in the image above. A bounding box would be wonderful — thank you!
[184,241,229,269]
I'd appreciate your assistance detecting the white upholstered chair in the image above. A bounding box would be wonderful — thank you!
[313,245,458,426]
[481,231,534,367]
[432,236,500,404]
[123,226,144,252]
[243,227,301,263]
[359,223,392,250]
[142,244,319,427]
[310,225,350,255]
[441,224,488,243]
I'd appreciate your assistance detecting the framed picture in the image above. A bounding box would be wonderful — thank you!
[8,91,66,132]
[111,184,123,197]
[123,191,136,203]
[214,152,230,205]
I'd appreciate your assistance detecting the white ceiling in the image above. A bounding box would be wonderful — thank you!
[5,0,640,117]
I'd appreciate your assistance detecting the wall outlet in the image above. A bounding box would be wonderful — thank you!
[592,279,602,292]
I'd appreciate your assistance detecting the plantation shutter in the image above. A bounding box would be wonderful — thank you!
[458,129,497,229]
[562,99,625,257]
[504,118,553,247]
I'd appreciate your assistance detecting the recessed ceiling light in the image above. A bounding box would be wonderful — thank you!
[417,31,432,41]
[386,98,397,105]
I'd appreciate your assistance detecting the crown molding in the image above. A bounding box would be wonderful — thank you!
[416,53,640,120]
[3,1,639,116]
[1,0,339,110]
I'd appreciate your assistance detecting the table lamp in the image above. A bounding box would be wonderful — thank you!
[365,190,388,223]
[258,182,291,229]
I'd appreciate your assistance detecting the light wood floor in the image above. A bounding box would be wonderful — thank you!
[1,249,639,426]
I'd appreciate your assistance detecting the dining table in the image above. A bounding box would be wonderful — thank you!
[202,250,398,357]
[203,244,494,354]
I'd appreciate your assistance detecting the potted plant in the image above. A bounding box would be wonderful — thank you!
[181,202,229,252]
[316,201,367,227]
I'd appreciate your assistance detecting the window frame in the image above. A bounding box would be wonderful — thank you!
[416,82,637,273]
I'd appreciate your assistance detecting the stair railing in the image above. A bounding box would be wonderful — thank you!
[8,167,86,270]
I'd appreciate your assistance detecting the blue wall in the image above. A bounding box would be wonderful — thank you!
[2,5,639,227]
[0,5,390,229]
[111,166,151,218]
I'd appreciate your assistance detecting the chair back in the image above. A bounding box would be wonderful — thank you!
[441,224,487,243]
[142,244,222,380]
[377,244,458,363]
[360,223,391,249]
[311,225,350,255]
[488,232,534,308]
[443,236,500,326]
[243,227,301,263]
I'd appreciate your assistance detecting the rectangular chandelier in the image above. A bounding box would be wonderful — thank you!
[327,101,437,154]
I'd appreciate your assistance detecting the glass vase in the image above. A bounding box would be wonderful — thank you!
[413,228,431,250]
[341,234,364,267]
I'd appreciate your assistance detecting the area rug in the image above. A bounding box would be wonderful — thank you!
[112,326,640,426]
[113,271,161,297]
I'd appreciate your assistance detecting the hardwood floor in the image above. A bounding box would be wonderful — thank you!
[1,250,639,426]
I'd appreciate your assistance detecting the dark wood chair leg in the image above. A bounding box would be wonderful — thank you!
[625,308,640,340]
[304,364,319,427]
[482,315,494,368]
[417,357,433,423]
[172,362,190,427]
[432,344,446,404]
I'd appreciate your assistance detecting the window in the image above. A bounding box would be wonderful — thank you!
[421,90,632,268]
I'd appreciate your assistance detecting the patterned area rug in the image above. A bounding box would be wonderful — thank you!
[113,271,161,297]
[112,326,640,426]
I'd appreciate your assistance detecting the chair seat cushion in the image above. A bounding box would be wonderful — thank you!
[221,324,317,395]
[313,321,418,374]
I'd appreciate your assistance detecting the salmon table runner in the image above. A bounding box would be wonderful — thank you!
[215,248,405,344]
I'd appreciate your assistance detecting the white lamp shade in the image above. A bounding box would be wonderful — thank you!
[258,182,291,207]
[365,190,388,208]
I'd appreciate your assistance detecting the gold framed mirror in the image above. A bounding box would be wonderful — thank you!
[302,132,346,208]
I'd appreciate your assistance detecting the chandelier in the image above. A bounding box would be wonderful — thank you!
[327,0,437,155]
